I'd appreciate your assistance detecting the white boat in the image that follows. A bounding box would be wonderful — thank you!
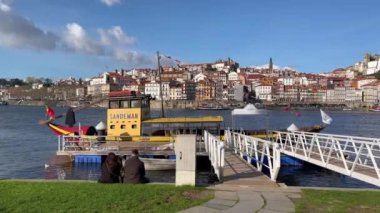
[343,108,352,111]
[140,158,176,170]
[231,104,265,115]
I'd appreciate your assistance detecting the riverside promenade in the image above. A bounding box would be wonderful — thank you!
[181,151,300,213]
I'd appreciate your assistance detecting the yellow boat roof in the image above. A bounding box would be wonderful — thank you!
[142,116,223,124]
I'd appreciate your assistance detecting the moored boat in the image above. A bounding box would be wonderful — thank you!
[368,106,380,112]
[140,158,176,170]
[0,100,8,105]
[196,105,230,110]
[343,108,353,111]
[41,91,223,170]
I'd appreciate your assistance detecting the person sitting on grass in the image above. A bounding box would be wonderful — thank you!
[123,149,149,184]
[98,152,122,183]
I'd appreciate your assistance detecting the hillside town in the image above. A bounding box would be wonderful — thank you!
[2,53,380,109]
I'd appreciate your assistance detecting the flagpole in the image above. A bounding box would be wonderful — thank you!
[157,51,165,117]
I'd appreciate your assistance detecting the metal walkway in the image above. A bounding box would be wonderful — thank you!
[220,130,380,187]
[204,131,278,188]
[274,131,380,187]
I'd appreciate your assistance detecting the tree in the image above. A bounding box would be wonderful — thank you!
[0,79,8,86]
[9,78,24,87]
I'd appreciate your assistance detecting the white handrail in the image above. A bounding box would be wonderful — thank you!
[224,130,281,181]
[204,131,225,181]
[274,131,380,187]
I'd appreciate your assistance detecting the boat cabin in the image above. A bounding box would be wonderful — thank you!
[107,91,151,137]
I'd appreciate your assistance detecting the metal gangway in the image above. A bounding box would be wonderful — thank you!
[224,130,281,181]
[222,130,380,187]
[274,131,380,187]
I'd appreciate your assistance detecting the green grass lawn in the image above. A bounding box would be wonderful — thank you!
[0,180,213,213]
[295,189,380,213]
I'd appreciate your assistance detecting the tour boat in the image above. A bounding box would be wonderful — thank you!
[41,91,223,170]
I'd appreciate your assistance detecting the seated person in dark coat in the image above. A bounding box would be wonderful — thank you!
[123,149,149,184]
[98,152,122,183]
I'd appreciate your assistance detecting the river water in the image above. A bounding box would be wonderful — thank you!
[0,105,379,188]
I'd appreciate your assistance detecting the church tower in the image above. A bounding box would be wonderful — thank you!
[269,57,273,73]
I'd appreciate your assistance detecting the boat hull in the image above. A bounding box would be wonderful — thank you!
[140,158,176,170]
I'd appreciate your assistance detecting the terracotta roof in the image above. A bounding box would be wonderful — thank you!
[108,90,140,97]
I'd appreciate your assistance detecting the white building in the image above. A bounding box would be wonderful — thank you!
[144,82,170,100]
[278,77,294,86]
[32,83,44,90]
[228,72,238,81]
[345,69,356,80]
[90,73,108,85]
[169,87,183,100]
[255,84,272,101]
[326,87,346,103]
[193,73,207,82]
[365,60,380,75]
[212,62,225,71]
[345,87,362,102]
[145,82,160,99]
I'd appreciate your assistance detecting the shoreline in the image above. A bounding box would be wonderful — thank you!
[3,99,371,111]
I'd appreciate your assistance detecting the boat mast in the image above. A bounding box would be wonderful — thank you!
[157,51,165,117]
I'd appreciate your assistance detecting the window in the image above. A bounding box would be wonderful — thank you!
[110,125,115,129]
[109,101,119,109]
[132,124,137,129]
[142,100,148,108]
[131,100,141,108]
[121,125,126,129]
[120,100,130,108]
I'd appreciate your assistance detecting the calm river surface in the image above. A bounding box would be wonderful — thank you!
[0,105,379,188]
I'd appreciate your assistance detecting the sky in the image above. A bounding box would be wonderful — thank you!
[0,0,380,79]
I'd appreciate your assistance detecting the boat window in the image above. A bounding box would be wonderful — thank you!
[110,125,115,129]
[142,100,148,108]
[120,100,130,108]
[131,100,141,108]
[109,101,119,109]
[121,125,126,129]
[132,124,137,129]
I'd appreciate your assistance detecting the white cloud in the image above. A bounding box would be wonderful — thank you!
[63,23,104,55]
[0,9,58,50]
[0,0,155,67]
[0,0,11,12]
[113,48,155,66]
[98,26,135,45]
[100,0,121,6]
[63,23,154,66]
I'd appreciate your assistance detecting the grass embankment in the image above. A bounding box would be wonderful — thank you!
[295,189,380,213]
[0,181,212,212]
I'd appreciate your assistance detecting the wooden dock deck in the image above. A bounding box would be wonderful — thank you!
[220,150,279,188]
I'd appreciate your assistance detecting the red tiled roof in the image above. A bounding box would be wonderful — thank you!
[109,90,140,97]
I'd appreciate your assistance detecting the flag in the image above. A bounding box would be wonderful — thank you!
[174,59,181,64]
[320,109,332,125]
[46,105,55,118]
[163,55,172,59]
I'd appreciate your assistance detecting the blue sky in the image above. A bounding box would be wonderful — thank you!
[0,0,379,79]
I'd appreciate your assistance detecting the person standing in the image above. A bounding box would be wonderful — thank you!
[98,152,122,183]
[123,149,149,184]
